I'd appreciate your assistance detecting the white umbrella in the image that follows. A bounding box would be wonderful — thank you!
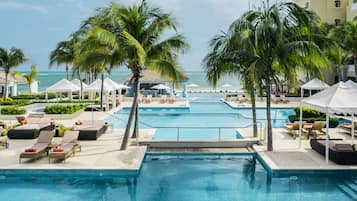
[221,84,232,88]
[346,80,357,89]
[301,82,357,163]
[151,84,170,90]
[187,83,199,88]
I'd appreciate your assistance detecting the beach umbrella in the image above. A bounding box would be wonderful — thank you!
[151,84,170,90]
[221,84,232,88]
[300,82,357,163]
[187,83,199,88]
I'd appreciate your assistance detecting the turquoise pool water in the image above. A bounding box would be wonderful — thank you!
[107,102,294,140]
[0,154,356,201]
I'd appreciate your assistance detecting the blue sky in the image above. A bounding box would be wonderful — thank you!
[0,0,263,72]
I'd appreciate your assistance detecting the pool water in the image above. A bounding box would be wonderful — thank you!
[0,154,356,201]
[107,102,294,140]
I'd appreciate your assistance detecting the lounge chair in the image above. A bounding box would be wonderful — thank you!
[311,121,326,137]
[72,120,108,140]
[280,94,289,103]
[48,131,80,163]
[160,95,167,103]
[144,95,152,103]
[19,130,55,163]
[138,94,144,103]
[339,123,357,135]
[8,117,55,139]
[284,122,302,139]
[310,138,357,165]
[271,94,280,104]
[0,137,9,149]
[168,96,176,104]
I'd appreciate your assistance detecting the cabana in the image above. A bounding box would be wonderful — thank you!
[46,79,80,101]
[104,78,130,106]
[84,79,115,110]
[300,82,357,163]
[298,78,329,147]
[71,79,88,88]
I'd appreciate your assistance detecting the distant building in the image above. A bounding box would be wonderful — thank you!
[294,0,357,24]
[0,71,26,97]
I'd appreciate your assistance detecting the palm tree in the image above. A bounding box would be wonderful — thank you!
[49,40,75,80]
[326,46,349,81]
[233,1,328,151]
[83,1,189,150]
[0,47,26,99]
[331,20,357,80]
[23,64,38,92]
[204,17,260,137]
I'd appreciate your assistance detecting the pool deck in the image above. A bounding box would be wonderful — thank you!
[0,129,155,171]
[238,127,357,171]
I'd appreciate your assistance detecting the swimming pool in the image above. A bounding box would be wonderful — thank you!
[106,102,294,140]
[0,154,356,201]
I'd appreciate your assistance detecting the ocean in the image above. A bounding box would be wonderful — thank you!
[17,71,242,93]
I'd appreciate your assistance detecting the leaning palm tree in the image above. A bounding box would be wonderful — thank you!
[204,17,260,137]
[0,47,26,98]
[236,1,328,151]
[23,64,38,92]
[83,1,189,150]
[330,19,357,79]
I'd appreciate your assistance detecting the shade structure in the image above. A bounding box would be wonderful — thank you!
[46,79,80,100]
[151,84,170,90]
[104,78,122,90]
[345,80,357,89]
[300,82,357,163]
[84,79,115,93]
[71,79,88,88]
[301,78,329,90]
[221,84,232,88]
[187,83,199,88]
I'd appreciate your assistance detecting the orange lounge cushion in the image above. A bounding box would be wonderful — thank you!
[304,123,313,126]
[25,148,36,152]
[53,147,64,152]
[20,119,28,125]
[285,123,293,126]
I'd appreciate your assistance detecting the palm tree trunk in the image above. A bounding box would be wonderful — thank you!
[3,71,8,99]
[66,64,69,80]
[266,79,273,151]
[121,74,140,150]
[132,77,140,139]
[250,91,258,137]
[354,57,357,81]
[77,70,83,101]
[100,73,104,111]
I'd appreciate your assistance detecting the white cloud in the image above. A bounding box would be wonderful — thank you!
[0,1,48,13]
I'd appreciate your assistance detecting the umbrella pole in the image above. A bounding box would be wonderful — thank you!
[325,110,329,164]
[352,114,355,144]
[299,88,303,148]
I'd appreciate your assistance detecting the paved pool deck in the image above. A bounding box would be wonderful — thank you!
[225,100,300,109]
[238,127,357,171]
[0,129,155,171]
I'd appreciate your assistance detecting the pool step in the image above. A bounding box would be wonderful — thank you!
[336,181,357,200]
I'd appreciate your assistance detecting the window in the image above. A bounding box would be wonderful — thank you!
[335,0,341,8]
[335,19,341,26]
[305,2,309,8]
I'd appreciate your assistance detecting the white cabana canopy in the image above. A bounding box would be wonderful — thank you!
[151,84,170,90]
[46,79,80,100]
[301,78,329,90]
[84,79,115,93]
[187,83,199,88]
[221,84,232,88]
[71,79,88,88]
[47,79,80,92]
[300,82,357,163]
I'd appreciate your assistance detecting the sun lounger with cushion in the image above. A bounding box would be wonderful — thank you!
[72,120,108,140]
[284,122,302,139]
[339,123,357,135]
[19,130,55,163]
[8,117,55,139]
[48,131,80,163]
[310,138,357,165]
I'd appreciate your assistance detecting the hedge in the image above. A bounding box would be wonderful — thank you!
[44,104,87,114]
[11,92,57,100]
[289,107,339,128]
[0,100,31,106]
[1,106,27,115]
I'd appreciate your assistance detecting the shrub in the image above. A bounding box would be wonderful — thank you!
[293,107,325,118]
[11,92,56,100]
[1,106,27,115]
[0,100,31,106]
[44,104,87,114]
[288,115,339,128]
[58,126,71,137]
